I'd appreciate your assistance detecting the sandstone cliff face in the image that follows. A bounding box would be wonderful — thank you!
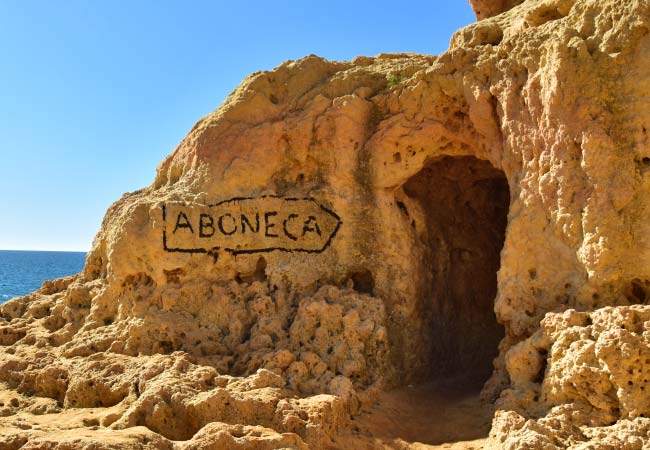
[1,0,650,448]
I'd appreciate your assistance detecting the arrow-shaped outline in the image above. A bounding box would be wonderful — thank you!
[162,195,343,255]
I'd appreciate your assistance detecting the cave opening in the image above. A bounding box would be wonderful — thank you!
[403,155,510,389]
[356,155,510,446]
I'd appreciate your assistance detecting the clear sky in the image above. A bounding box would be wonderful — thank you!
[0,1,475,252]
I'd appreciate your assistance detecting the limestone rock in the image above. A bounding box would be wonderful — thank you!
[469,0,526,19]
[1,0,650,448]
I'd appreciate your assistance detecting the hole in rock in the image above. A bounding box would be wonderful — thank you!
[235,257,267,284]
[402,155,509,386]
[403,155,508,387]
[624,278,649,304]
[349,270,375,295]
[361,156,509,447]
[396,200,409,217]
[253,257,268,282]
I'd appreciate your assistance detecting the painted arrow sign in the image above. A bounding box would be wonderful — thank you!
[162,196,342,255]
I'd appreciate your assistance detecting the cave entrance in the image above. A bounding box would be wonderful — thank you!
[354,156,510,447]
[403,155,509,389]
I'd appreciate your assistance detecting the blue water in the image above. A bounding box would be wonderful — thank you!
[0,250,86,302]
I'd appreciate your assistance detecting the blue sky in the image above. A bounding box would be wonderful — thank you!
[0,1,475,251]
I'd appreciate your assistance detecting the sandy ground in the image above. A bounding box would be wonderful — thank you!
[336,377,492,449]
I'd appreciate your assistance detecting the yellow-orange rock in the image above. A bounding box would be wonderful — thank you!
[2,0,650,448]
[469,0,525,20]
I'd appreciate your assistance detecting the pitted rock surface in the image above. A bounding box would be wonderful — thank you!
[2,0,650,448]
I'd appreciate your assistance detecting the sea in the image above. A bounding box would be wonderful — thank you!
[0,250,87,303]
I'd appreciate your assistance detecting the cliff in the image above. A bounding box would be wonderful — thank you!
[2,0,650,448]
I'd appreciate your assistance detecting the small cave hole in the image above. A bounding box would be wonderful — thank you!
[159,340,173,354]
[533,358,548,384]
[396,200,409,217]
[348,270,375,295]
[625,278,649,304]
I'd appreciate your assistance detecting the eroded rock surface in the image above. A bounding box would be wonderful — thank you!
[1,0,650,448]
[469,0,526,20]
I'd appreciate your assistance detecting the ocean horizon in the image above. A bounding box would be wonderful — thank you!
[0,249,87,302]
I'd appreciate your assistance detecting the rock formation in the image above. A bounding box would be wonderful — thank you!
[1,0,650,448]
[469,0,526,20]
